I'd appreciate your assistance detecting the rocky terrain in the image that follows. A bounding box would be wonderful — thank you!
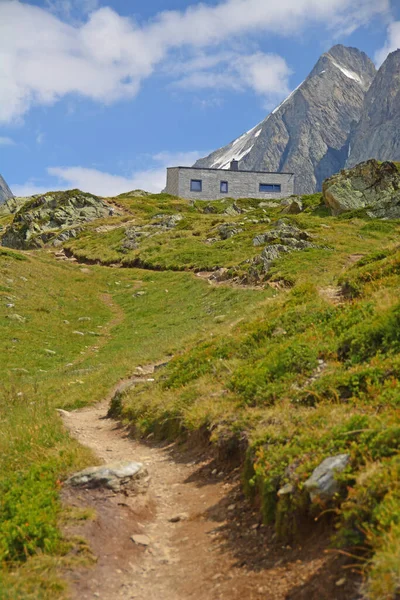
[0,173,13,204]
[1,189,113,249]
[323,159,400,217]
[195,45,376,194]
[347,49,400,168]
[1,161,400,600]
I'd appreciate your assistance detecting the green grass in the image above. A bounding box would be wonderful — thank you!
[93,195,400,600]
[2,191,400,598]
[0,243,271,597]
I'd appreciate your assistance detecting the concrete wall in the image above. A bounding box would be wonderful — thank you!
[166,167,294,200]
[165,168,180,196]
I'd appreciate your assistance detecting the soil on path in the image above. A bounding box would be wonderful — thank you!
[61,381,361,600]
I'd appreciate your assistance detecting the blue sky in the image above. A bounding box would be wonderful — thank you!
[0,0,399,196]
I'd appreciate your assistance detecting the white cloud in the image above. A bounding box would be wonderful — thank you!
[0,0,390,122]
[152,151,210,166]
[0,136,15,146]
[12,151,206,197]
[173,52,291,102]
[375,20,400,65]
[234,53,292,97]
[11,181,51,197]
[47,165,167,196]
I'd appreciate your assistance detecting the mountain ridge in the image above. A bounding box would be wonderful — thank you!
[194,44,376,194]
[347,49,400,167]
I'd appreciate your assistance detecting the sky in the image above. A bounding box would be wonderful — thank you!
[0,0,400,197]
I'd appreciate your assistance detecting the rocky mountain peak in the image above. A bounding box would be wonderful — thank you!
[347,49,400,167]
[194,45,376,194]
[0,174,14,204]
[310,45,376,91]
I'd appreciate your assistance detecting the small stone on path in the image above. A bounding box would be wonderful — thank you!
[57,409,71,417]
[131,535,151,547]
[169,513,188,523]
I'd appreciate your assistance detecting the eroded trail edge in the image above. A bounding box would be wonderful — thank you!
[61,384,357,600]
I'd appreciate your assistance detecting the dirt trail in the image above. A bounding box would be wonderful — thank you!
[61,380,359,600]
[58,274,360,600]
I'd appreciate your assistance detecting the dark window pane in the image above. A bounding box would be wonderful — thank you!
[220,181,228,193]
[259,183,281,193]
[190,179,202,192]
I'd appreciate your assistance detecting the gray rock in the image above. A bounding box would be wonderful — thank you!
[253,220,312,247]
[224,203,242,216]
[121,225,153,252]
[262,244,290,264]
[152,213,183,229]
[253,234,267,247]
[304,454,350,502]
[277,483,295,496]
[131,534,150,546]
[66,461,148,493]
[194,45,376,194]
[249,219,318,276]
[218,223,243,240]
[323,159,400,217]
[281,198,303,214]
[347,50,400,168]
[1,190,111,249]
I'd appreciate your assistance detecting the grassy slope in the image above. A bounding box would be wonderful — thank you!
[0,245,270,598]
[1,192,400,598]
[73,193,400,600]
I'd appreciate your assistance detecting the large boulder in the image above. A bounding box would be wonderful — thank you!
[323,159,400,217]
[1,189,112,249]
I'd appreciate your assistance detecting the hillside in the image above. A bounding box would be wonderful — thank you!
[194,45,376,194]
[0,170,399,599]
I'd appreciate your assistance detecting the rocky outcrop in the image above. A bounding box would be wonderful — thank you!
[195,45,376,194]
[218,223,243,240]
[251,220,317,273]
[0,174,13,204]
[304,454,350,502]
[1,189,111,249]
[119,214,184,253]
[323,159,400,217]
[347,50,400,168]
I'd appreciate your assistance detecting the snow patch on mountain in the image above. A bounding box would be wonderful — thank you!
[328,57,363,84]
